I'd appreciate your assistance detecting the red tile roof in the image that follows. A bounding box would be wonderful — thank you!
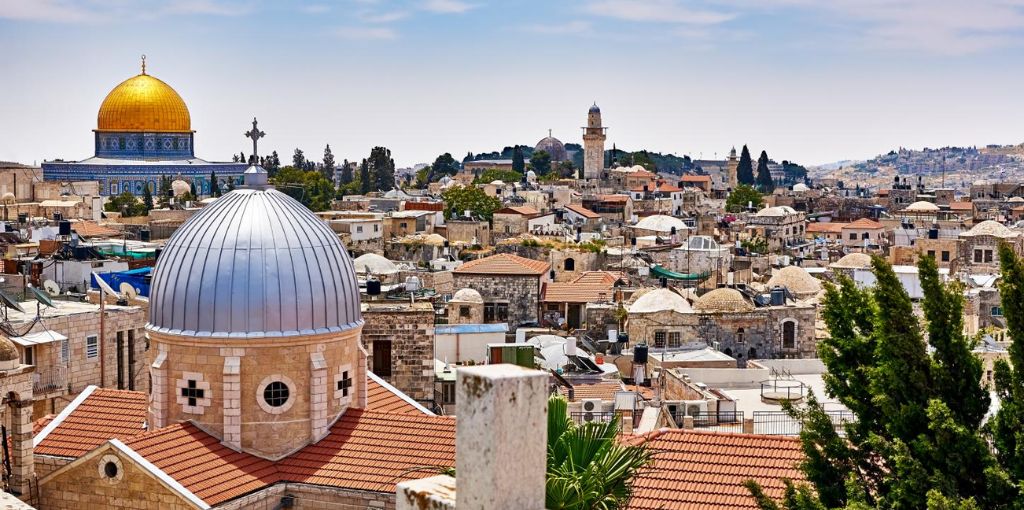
[495,206,540,216]
[565,203,601,219]
[626,430,805,510]
[123,422,277,505]
[562,380,625,401]
[571,271,628,286]
[543,282,614,303]
[403,201,444,212]
[949,200,973,211]
[806,222,846,234]
[35,387,147,458]
[596,194,629,203]
[277,409,455,493]
[71,221,120,238]
[454,253,550,275]
[366,374,432,415]
[680,175,712,183]
[844,218,884,229]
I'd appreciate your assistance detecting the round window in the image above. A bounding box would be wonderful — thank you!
[104,461,119,478]
[263,381,290,408]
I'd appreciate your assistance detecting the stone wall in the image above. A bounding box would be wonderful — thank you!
[361,302,435,402]
[450,274,541,328]
[218,483,395,510]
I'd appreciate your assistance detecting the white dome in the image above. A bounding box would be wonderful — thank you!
[451,288,483,304]
[831,252,873,269]
[635,215,688,234]
[755,205,797,217]
[354,253,399,275]
[962,220,1017,239]
[171,179,191,196]
[792,183,810,192]
[629,288,693,314]
[148,188,362,338]
[767,266,822,296]
[904,201,940,213]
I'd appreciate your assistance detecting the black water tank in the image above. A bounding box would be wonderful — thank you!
[140,229,151,242]
[617,332,629,343]
[155,247,162,261]
[770,286,786,306]
[366,278,381,296]
[634,343,649,364]
[16,213,26,224]
[58,220,71,236]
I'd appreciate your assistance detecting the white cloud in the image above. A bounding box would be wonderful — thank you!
[522,20,592,34]
[300,4,332,14]
[0,0,248,23]
[421,0,476,14]
[359,9,411,23]
[584,0,735,25]
[0,0,99,23]
[335,25,398,40]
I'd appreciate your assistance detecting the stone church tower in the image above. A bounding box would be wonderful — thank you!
[726,146,739,190]
[582,103,607,180]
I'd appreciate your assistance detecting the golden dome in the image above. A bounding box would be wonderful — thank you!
[96,73,191,133]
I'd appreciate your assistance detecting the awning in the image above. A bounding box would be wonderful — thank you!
[9,331,67,347]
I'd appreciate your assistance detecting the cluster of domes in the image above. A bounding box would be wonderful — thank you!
[97,72,192,133]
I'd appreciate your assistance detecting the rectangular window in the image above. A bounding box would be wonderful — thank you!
[985,250,994,263]
[116,331,125,390]
[441,381,456,404]
[459,306,471,318]
[23,346,33,366]
[992,306,1004,317]
[849,233,857,240]
[127,330,136,391]
[941,251,950,262]
[374,224,379,232]
[86,335,99,359]
[356,226,363,233]
[60,337,70,364]
[927,250,936,259]
[668,332,682,349]
[653,331,666,349]
[484,302,509,323]
[372,340,392,377]
[975,249,984,263]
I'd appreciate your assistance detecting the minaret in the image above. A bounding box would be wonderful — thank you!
[726,146,739,190]
[582,103,607,180]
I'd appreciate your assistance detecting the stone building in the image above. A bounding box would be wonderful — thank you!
[493,205,541,240]
[582,103,607,180]
[747,206,807,255]
[958,220,1021,274]
[443,218,491,246]
[452,253,551,328]
[361,301,435,402]
[448,288,485,324]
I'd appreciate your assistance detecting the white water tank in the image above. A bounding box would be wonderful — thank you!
[566,337,577,357]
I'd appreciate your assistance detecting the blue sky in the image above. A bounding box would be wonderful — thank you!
[2,0,1023,168]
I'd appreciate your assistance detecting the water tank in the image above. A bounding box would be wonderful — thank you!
[53,212,63,222]
[58,220,71,236]
[634,343,649,364]
[16,213,27,224]
[366,278,381,296]
[928,225,939,239]
[770,286,786,306]
[566,337,577,357]
[405,276,421,292]
[140,229,151,242]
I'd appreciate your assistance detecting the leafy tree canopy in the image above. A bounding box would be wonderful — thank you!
[441,185,502,221]
[726,184,763,212]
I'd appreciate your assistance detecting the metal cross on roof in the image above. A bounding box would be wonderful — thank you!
[244,117,265,163]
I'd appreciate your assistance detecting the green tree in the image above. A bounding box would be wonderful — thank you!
[989,243,1024,481]
[756,150,774,192]
[322,144,336,181]
[104,191,147,217]
[512,145,525,173]
[142,183,154,212]
[359,159,370,194]
[545,396,650,510]
[737,145,755,185]
[157,175,171,208]
[271,167,336,212]
[530,150,552,176]
[474,169,523,184]
[340,159,353,185]
[440,185,501,221]
[292,148,306,169]
[428,153,460,183]
[364,146,396,192]
[189,180,197,197]
[266,150,281,175]
[210,171,221,197]
[725,184,763,212]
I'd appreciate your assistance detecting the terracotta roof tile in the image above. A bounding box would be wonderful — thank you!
[844,218,884,229]
[565,203,601,219]
[626,430,805,510]
[543,282,614,303]
[949,200,973,211]
[71,221,120,238]
[571,271,628,286]
[454,253,550,275]
[680,175,712,183]
[496,206,540,216]
[561,380,625,402]
[806,222,847,234]
[35,388,147,458]
[366,375,431,415]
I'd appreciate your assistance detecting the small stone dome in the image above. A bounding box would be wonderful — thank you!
[904,201,940,213]
[635,215,688,234]
[831,252,873,269]
[0,336,19,371]
[767,266,822,297]
[1008,196,1024,203]
[171,179,191,196]
[755,205,797,217]
[353,253,399,275]
[694,288,754,313]
[451,288,484,304]
[629,288,692,314]
[962,220,1017,239]
[535,135,567,162]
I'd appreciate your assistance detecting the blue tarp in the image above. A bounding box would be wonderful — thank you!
[435,323,509,335]
[91,267,152,297]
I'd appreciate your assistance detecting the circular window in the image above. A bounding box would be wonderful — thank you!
[104,461,119,478]
[263,381,290,408]
[98,454,124,483]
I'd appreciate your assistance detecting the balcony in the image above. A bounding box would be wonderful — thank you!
[33,365,68,397]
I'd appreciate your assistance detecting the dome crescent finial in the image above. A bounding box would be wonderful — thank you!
[141,54,147,75]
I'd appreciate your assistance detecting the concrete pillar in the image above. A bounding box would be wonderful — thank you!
[397,475,456,510]
[10,400,33,496]
[682,415,694,429]
[456,364,547,510]
[149,349,168,429]
[743,418,754,434]
[222,356,241,449]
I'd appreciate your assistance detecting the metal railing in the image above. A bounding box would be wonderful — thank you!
[673,411,745,432]
[33,365,68,396]
[752,410,855,436]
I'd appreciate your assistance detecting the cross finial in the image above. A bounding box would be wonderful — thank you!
[244,117,266,163]
[141,54,147,75]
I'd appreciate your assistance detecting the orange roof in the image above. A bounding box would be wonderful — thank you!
[495,205,540,216]
[596,194,629,203]
[807,222,846,234]
[680,175,712,183]
[278,408,455,493]
[565,203,601,219]
[366,373,433,415]
[571,271,628,285]
[627,430,805,510]
[403,201,444,212]
[949,200,973,211]
[35,387,148,458]
[123,422,278,505]
[562,380,625,401]
[454,253,550,275]
[71,221,120,238]
[877,189,891,196]
[543,282,614,303]
[844,218,884,229]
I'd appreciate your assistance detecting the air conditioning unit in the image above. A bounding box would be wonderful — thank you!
[683,400,708,417]
[581,398,603,422]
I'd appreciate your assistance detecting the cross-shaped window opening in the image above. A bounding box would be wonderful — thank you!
[337,371,352,397]
[181,380,204,407]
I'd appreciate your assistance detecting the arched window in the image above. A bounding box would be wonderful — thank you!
[724,348,732,357]
[564,258,575,271]
[736,328,745,344]
[782,321,796,349]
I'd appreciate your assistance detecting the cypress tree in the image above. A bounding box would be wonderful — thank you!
[322,144,336,181]
[990,243,1024,481]
[142,183,154,213]
[341,159,353,185]
[737,145,755,185]
[512,145,525,173]
[210,171,221,197]
[359,159,370,194]
[756,150,774,192]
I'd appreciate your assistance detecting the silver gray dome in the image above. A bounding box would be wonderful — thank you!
[147,188,362,338]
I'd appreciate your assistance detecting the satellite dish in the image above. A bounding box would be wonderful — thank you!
[29,286,54,308]
[43,279,60,297]
[0,288,24,313]
[120,283,138,300]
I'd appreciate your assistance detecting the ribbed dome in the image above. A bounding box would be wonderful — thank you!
[97,73,191,133]
[148,188,362,338]
[694,288,754,313]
